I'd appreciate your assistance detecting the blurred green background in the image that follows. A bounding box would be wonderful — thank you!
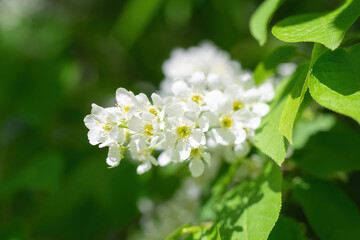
[0,0,356,239]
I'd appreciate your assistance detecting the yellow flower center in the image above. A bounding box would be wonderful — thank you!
[221,116,233,128]
[191,94,203,104]
[144,124,154,136]
[190,148,200,157]
[233,101,244,111]
[177,125,191,138]
[123,105,130,112]
[102,124,112,132]
[149,107,158,116]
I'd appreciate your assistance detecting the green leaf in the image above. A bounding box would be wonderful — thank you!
[268,216,309,240]
[294,177,360,240]
[309,43,360,123]
[165,223,192,240]
[279,43,327,144]
[254,45,297,85]
[254,65,310,165]
[272,0,360,50]
[279,63,309,144]
[216,161,282,240]
[250,0,285,46]
[292,113,336,150]
[293,121,360,178]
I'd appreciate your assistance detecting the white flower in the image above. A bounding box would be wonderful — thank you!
[129,135,159,174]
[162,42,241,80]
[106,144,126,167]
[85,42,277,177]
[188,147,211,177]
[84,104,127,148]
[163,116,206,162]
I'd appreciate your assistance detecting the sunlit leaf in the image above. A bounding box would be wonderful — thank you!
[279,43,326,144]
[250,0,285,46]
[272,0,360,50]
[309,43,360,123]
[254,65,309,165]
[216,161,282,240]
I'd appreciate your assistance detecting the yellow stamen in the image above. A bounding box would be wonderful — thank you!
[144,124,154,136]
[149,107,158,116]
[177,125,191,138]
[191,95,203,104]
[233,101,244,111]
[221,116,233,128]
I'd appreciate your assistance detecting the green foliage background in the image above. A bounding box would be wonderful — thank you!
[0,0,359,239]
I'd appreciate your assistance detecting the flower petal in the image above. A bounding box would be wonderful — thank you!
[189,158,205,177]
[176,141,191,161]
[137,161,152,174]
[158,151,172,166]
[234,141,250,158]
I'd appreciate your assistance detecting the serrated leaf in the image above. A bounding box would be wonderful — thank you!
[294,177,360,240]
[254,45,297,85]
[254,66,309,165]
[293,121,360,178]
[309,43,360,123]
[250,0,285,46]
[216,161,282,240]
[268,216,309,240]
[279,43,327,144]
[272,0,360,50]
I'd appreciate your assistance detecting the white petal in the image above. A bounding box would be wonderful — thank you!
[137,161,152,174]
[88,128,102,145]
[189,158,205,177]
[207,73,222,90]
[151,93,163,107]
[211,128,235,145]
[233,128,246,145]
[252,103,270,116]
[171,81,190,98]
[185,111,198,122]
[116,88,136,106]
[189,72,206,90]
[91,103,104,116]
[176,141,191,161]
[135,93,150,109]
[128,116,144,132]
[203,152,211,166]
[204,90,224,112]
[242,89,261,103]
[165,102,184,117]
[158,151,172,166]
[106,145,122,167]
[189,130,205,148]
[223,146,237,163]
[198,111,219,131]
[162,132,176,149]
[234,141,250,158]
[277,62,297,77]
[258,82,275,102]
[84,114,96,129]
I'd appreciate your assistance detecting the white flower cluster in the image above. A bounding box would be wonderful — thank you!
[84,42,274,177]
